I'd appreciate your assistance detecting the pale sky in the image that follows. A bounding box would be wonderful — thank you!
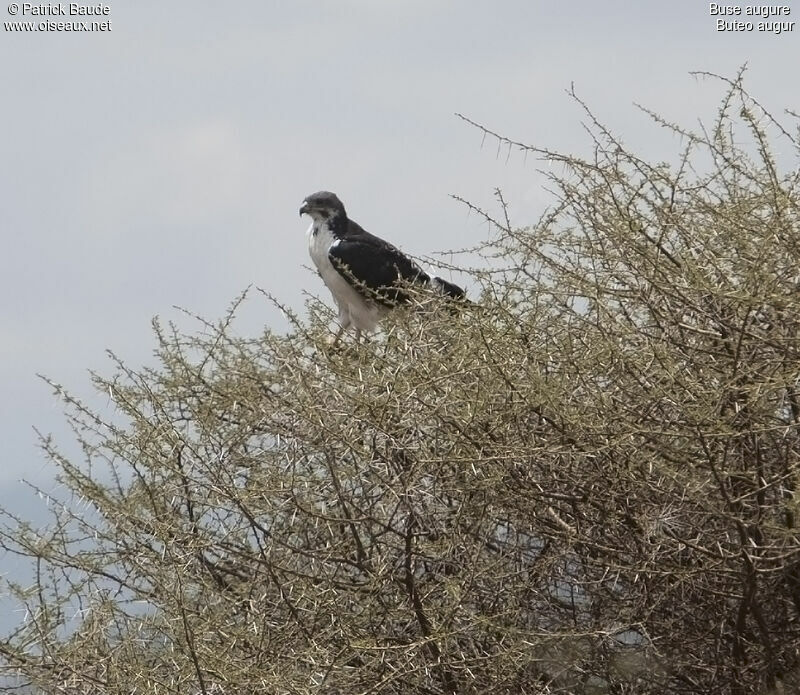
[1,1,797,588]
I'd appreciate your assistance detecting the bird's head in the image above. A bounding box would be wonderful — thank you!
[299,191,347,222]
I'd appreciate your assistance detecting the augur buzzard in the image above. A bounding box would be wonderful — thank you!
[300,191,465,344]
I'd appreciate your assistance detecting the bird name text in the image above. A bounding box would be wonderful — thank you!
[709,4,791,16]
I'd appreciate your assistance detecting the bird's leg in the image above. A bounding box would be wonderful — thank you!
[328,310,352,348]
[354,328,362,343]
[329,324,345,347]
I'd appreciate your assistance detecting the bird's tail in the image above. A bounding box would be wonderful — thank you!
[427,267,467,301]
[430,275,466,300]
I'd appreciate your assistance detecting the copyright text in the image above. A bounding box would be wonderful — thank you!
[7,3,109,15]
[5,2,112,31]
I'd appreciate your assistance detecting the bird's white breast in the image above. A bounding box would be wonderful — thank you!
[307,220,339,276]
[307,221,383,332]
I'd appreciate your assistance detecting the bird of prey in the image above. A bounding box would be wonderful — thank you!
[299,191,465,344]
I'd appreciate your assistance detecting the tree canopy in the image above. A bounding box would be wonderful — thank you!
[2,71,800,695]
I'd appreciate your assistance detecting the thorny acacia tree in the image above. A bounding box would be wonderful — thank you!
[2,72,800,694]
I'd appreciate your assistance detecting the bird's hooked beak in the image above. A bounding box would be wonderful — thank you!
[299,201,310,217]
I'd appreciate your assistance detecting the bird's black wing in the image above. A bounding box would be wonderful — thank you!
[328,237,428,306]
